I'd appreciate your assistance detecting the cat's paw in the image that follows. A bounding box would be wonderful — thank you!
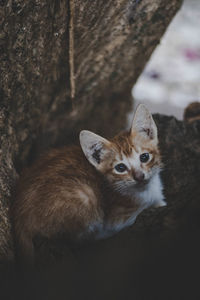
[152,199,167,208]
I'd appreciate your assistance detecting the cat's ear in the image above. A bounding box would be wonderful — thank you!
[131,104,158,142]
[79,130,111,169]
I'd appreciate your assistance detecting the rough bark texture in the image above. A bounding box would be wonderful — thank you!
[0,0,182,261]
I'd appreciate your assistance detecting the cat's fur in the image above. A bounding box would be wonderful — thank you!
[12,104,166,263]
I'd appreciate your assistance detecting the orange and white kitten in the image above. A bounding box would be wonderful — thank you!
[12,104,166,262]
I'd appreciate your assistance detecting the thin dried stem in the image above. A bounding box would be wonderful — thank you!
[69,0,75,99]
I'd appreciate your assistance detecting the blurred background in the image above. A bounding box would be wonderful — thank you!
[132,0,200,120]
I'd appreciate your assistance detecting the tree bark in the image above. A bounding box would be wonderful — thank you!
[0,0,182,261]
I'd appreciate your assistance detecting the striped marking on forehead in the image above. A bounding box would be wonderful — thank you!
[111,132,134,156]
[121,149,140,171]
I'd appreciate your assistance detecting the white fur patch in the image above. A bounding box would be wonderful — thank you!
[135,172,166,208]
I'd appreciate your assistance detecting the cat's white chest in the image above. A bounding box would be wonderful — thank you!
[135,173,166,209]
[94,173,166,240]
[99,173,165,239]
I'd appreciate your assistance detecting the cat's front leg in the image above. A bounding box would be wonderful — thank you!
[104,204,141,236]
[152,197,167,208]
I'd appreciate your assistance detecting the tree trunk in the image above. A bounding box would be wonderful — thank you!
[0,0,182,261]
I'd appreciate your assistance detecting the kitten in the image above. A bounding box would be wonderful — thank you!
[12,104,166,263]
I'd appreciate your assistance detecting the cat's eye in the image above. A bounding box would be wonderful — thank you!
[140,153,150,163]
[114,163,127,173]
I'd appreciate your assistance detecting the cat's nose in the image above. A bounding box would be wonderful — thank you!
[133,171,145,182]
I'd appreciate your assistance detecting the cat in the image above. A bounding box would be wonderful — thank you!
[12,104,166,263]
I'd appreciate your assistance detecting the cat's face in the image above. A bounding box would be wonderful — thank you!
[80,104,162,193]
[102,132,161,190]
